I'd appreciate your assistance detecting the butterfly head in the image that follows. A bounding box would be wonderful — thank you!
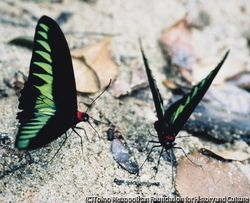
[76,111,89,122]
[154,120,176,149]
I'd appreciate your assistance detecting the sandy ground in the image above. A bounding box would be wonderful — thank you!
[0,0,250,202]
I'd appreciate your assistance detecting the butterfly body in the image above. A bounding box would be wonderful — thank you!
[15,16,89,150]
[154,121,176,150]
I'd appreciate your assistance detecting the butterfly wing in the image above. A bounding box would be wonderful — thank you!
[139,40,165,124]
[165,51,229,136]
[16,16,78,149]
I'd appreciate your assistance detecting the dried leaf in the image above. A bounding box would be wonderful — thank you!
[200,148,250,161]
[83,37,118,89]
[72,58,99,93]
[109,63,148,97]
[175,152,250,197]
[112,139,139,174]
[108,76,131,98]
[108,127,138,174]
[215,151,250,161]
[71,36,119,93]
[160,16,196,71]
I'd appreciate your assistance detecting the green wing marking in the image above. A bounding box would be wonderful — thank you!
[16,22,56,149]
[165,50,229,136]
[16,16,78,149]
[139,40,165,123]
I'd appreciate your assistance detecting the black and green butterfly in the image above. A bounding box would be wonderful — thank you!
[16,16,93,150]
[140,41,229,164]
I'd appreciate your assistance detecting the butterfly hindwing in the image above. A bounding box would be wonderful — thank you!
[165,50,229,136]
[16,16,78,149]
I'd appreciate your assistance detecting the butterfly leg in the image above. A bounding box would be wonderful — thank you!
[73,126,89,141]
[153,146,164,177]
[140,143,162,171]
[145,140,160,151]
[24,150,34,164]
[71,127,85,161]
[44,131,72,165]
[148,130,158,138]
[164,148,176,187]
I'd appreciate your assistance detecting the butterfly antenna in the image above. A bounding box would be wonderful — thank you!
[85,79,112,114]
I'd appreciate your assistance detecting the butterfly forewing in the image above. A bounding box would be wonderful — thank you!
[139,41,165,123]
[165,50,229,136]
[16,16,78,149]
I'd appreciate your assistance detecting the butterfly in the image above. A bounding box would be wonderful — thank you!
[16,16,96,149]
[139,40,229,168]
